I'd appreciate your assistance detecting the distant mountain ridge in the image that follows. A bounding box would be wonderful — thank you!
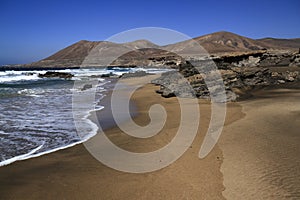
[20,31,300,68]
[257,37,300,49]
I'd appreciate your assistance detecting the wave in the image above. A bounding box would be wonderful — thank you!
[0,130,9,135]
[0,106,101,167]
[0,78,105,166]
[0,67,173,84]
[0,143,44,166]
[0,74,41,83]
[0,67,172,167]
[17,88,45,97]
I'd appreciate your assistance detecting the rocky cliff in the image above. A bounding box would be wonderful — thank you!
[152,52,300,102]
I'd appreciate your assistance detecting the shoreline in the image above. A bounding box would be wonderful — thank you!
[0,77,115,167]
[0,75,231,199]
[0,75,299,199]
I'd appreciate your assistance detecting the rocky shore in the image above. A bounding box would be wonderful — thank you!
[152,50,300,101]
[33,50,300,102]
[38,71,74,79]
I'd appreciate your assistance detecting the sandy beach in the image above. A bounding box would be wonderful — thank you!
[0,76,299,199]
[220,84,300,199]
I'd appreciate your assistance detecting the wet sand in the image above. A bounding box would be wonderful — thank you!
[0,76,299,199]
[0,76,237,200]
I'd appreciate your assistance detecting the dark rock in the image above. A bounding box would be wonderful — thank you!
[155,89,164,94]
[152,61,299,102]
[38,71,74,79]
[161,88,175,98]
[208,51,300,69]
[25,72,35,76]
[212,51,265,69]
[100,72,114,78]
[259,52,295,67]
[120,71,152,79]
[290,53,300,66]
[81,84,93,91]
[90,75,104,78]
[151,71,196,98]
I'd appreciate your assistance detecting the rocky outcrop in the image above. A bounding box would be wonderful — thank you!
[210,51,300,68]
[100,72,116,78]
[290,53,300,66]
[81,84,93,91]
[152,71,196,98]
[271,71,300,83]
[38,71,74,79]
[120,71,152,79]
[152,61,300,102]
[259,51,294,66]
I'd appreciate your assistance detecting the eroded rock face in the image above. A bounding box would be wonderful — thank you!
[210,51,300,68]
[152,61,299,102]
[290,53,300,66]
[152,71,196,98]
[152,50,300,102]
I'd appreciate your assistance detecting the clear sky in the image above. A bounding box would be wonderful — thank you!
[0,0,299,65]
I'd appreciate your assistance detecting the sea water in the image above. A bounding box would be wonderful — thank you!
[0,67,170,166]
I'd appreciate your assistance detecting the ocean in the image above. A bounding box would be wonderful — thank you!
[0,67,169,166]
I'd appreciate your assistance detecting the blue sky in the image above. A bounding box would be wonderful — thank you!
[0,0,299,65]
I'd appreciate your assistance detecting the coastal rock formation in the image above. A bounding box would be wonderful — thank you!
[120,71,152,79]
[210,51,300,68]
[152,61,300,102]
[152,71,196,98]
[38,71,74,79]
[290,53,300,66]
[110,49,182,68]
[81,84,93,91]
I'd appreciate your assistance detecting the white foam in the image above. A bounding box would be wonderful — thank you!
[0,74,40,83]
[0,130,9,135]
[0,68,171,84]
[0,143,44,166]
[0,121,99,167]
[0,77,105,167]
[0,67,171,167]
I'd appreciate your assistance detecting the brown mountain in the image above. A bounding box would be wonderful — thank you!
[257,38,300,49]
[25,40,160,68]
[43,39,159,61]
[194,31,269,52]
[165,31,300,54]
[22,31,299,68]
[27,40,101,68]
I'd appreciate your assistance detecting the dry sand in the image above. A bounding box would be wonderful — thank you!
[0,75,299,199]
[220,86,300,199]
[0,76,232,200]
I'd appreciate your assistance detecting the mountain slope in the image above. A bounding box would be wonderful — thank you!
[45,40,101,60]
[22,31,300,68]
[26,40,159,68]
[164,31,269,55]
[257,38,300,49]
[195,31,269,52]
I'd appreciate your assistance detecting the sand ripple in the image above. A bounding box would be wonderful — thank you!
[220,88,300,199]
